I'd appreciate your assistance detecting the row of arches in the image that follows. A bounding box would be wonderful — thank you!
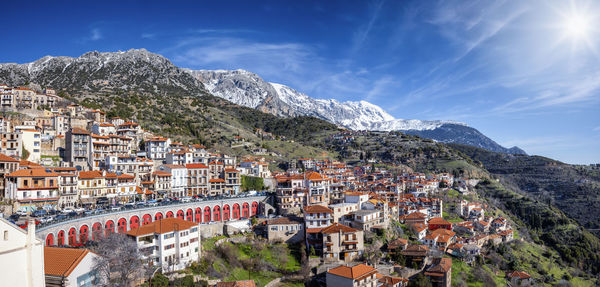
[45,201,259,246]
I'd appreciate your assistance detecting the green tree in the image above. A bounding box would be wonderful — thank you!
[150,272,168,287]
[409,273,432,287]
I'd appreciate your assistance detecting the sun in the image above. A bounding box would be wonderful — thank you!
[563,13,590,40]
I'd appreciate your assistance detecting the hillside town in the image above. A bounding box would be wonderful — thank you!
[1,84,526,287]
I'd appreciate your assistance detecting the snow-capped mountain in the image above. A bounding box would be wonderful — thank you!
[0,50,525,154]
[190,69,525,154]
[0,49,204,95]
[190,69,459,131]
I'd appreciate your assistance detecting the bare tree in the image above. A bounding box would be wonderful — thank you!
[91,233,148,287]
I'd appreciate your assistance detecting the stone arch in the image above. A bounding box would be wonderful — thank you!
[242,202,250,219]
[176,210,185,220]
[213,205,221,222]
[154,212,163,221]
[223,204,230,221]
[203,206,211,222]
[129,215,140,229]
[117,218,127,233]
[142,214,152,225]
[68,227,77,246]
[80,225,89,243]
[92,222,102,241]
[57,230,65,245]
[186,208,194,222]
[46,233,54,246]
[195,207,202,223]
[166,211,174,218]
[232,203,240,220]
[251,201,258,216]
[105,220,115,237]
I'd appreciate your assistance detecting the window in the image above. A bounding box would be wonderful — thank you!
[3,231,8,240]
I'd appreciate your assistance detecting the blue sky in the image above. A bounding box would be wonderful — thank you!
[2,0,599,164]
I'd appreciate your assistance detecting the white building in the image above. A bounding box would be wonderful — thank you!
[44,247,101,287]
[19,129,42,163]
[0,218,46,287]
[126,218,200,272]
[326,263,378,287]
[144,137,171,162]
[158,164,187,197]
[303,205,333,229]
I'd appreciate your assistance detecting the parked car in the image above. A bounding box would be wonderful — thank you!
[74,207,85,213]
[110,205,122,211]
[67,212,78,217]
[16,210,28,216]
[8,214,20,222]
[55,214,67,221]
[32,210,48,217]
[180,197,192,203]
[84,210,94,216]
[62,208,74,214]
[41,216,53,223]
[94,208,105,214]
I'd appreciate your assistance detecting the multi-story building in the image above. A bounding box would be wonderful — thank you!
[151,170,172,198]
[258,216,304,243]
[304,205,333,229]
[306,171,331,206]
[0,153,19,199]
[52,167,79,209]
[77,170,106,204]
[19,129,41,163]
[145,137,170,162]
[348,209,386,231]
[65,128,92,170]
[126,218,200,272]
[5,168,60,211]
[91,134,111,170]
[224,167,241,195]
[0,131,22,158]
[158,164,187,198]
[326,263,378,287]
[320,223,364,262]
[185,163,208,196]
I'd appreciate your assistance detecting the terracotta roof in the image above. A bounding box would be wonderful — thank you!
[327,264,377,280]
[216,280,256,287]
[186,163,208,169]
[428,217,451,225]
[126,218,197,236]
[405,212,427,220]
[304,205,333,214]
[78,171,103,179]
[209,178,225,183]
[320,222,358,234]
[266,216,303,225]
[425,257,452,276]
[152,171,172,177]
[0,153,19,162]
[7,168,57,177]
[377,274,409,285]
[44,247,92,277]
[70,127,90,135]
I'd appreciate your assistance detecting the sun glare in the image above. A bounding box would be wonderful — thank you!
[564,13,590,39]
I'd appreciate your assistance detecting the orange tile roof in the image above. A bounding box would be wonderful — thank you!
[327,263,377,280]
[44,247,92,277]
[186,163,208,169]
[507,271,531,279]
[0,153,19,162]
[304,205,333,214]
[78,171,104,179]
[126,218,197,236]
[428,217,451,225]
[7,168,57,177]
[321,222,358,234]
[70,127,90,135]
[209,178,225,183]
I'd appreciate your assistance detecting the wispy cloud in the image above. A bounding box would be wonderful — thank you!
[90,28,102,41]
[141,33,155,39]
[351,0,385,53]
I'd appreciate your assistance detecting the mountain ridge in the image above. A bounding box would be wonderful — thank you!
[0,49,525,154]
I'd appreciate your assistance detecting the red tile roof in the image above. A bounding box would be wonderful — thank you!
[126,218,197,236]
[304,205,333,214]
[321,222,358,234]
[0,153,18,162]
[327,263,377,280]
[44,247,92,277]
